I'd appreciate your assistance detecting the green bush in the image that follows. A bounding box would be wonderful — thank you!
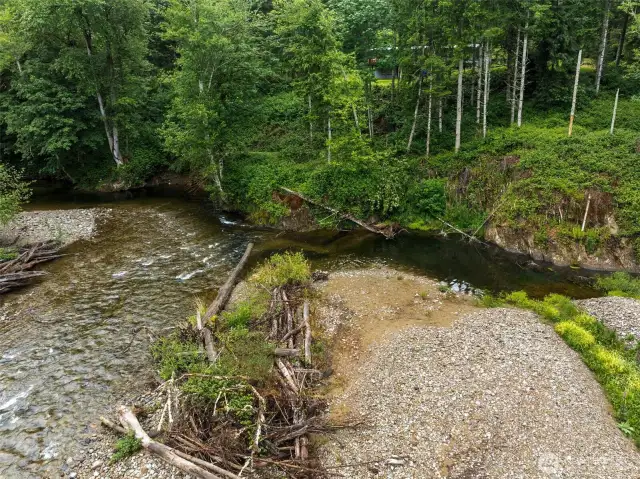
[0,247,18,261]
[250,251,311,289]
[0,165,31,226]
[596,272,640,299]
[150,335,204,381]
[111,433,142,463]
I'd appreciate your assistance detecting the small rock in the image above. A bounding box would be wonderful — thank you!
[69,473,77,479]
[92,460,103,469]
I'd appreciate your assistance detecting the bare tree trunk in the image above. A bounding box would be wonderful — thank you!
[476,42,483,125]
[426,79,433,158]
[407,75,423,151]
[581,194,592,232]
[112,124,123,166]
[616,13,629,67]
[595,0,611,94]
[470,41,476,105]
[610,88,619,135]
[482,44,491,138]
[438,98,443,133]
[569,49,583,137]
[15,60,22,75]
[510,28,521,125]
[455,58,463,153]
[341,68,360,133]
[368,105,373,138]
[327,114,332,163]
[517,20,529,128]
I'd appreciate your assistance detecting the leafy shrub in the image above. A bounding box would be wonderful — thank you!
[111,433,142,463]
[222,300,266,330]
[150,336,204,380]
[587,346,632,377]
[405,179,446,219]
[250,252,311,288]
[217,328,274,381]
[555,321,596,352]
[596,272,640,299]
[0,165,31,225]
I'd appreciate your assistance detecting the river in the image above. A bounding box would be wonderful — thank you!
[0,194,598,478]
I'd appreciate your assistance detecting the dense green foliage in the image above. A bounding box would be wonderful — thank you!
[492,291,640,445]
[596,272,640,298]
[0,164,30,225]
[1,0,639,255]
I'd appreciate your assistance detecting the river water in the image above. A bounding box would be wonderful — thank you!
[0,195,598,477]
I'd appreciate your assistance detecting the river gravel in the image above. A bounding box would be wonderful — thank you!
[0,208,110,247]
[577,296,640,345]
[320,308,640,478]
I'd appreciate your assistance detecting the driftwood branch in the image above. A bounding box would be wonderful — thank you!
[203,242,254,323]
[118,406,233,479]
[280,187,395,239]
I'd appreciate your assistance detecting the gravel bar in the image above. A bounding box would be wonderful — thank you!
[1,208,110,247]
[577,296,640,344]
[321,308,640,478]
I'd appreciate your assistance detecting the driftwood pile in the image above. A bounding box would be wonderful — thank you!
[103,243,328,478]
[0,241,63,294]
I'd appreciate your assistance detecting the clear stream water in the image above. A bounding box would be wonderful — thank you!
[0,193,599,478]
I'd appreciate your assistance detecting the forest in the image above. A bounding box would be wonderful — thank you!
[1,0,639,252]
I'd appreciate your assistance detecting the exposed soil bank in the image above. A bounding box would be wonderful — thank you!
[0,208,110,247]
[486,224,640,273]
[317,269,640,478]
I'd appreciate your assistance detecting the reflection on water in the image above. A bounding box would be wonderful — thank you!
[0,195,598,477]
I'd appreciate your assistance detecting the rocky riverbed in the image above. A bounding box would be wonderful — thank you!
[577,296,640,346]
[0,208,110,247]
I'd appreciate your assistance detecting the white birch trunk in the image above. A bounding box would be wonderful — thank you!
[407,76,423,151]
[15,60,22,75]
[455,58,463,152]
[438,98,443,133]
[510,29,521,125]
[426,79,433,158]
[476,43,483,124]
[595,0,611,94]
[482,44,491,138]
[610,88,619,135]
[112,124,123,166]
[517,21,529,128]
[568,49,583,137]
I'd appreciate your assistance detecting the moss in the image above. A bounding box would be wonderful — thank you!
[110,433,142,463]
[555,321,596,352]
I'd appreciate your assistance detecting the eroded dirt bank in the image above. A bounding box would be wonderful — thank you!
[316,268,640,478]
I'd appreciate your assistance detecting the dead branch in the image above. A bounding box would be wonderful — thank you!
[280,187,395,239]
[118,405,232,479]
[203,242,254,323]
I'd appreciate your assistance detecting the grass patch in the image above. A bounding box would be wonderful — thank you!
[0,247,17,261]
[111,433,142,463]
[498,291,640,446]
[249,252,311,289]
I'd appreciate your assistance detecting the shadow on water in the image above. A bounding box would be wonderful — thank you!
[0,191,599,477]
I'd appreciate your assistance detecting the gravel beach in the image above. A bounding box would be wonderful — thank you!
[577,296,640,344]
[319,271,640,479]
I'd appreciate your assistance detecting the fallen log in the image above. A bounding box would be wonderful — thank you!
[203,242,254,323]
[118,405,234,479]
[280,187,395,239]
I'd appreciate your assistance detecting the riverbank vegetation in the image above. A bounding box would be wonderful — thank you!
[596,272,640,299]
[1,0,639,260]
[108,251,331,477]
[486,291,640,445]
